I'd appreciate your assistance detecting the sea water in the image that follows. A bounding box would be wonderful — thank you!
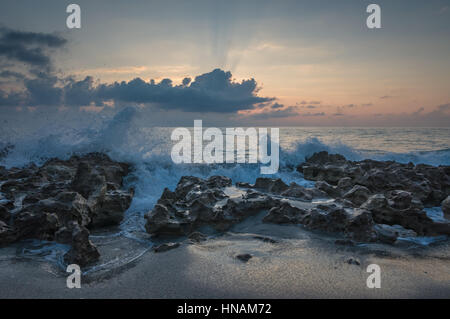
[0,107,449,272]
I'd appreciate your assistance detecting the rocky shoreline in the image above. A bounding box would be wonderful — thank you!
[0,153,133,266]
[1,151,449,267]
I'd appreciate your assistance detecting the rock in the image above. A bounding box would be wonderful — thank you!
[13,211,60,241]
[153,242,180,253]
[188,232,207,243]
[54,226,73,244]
[236,253,252,262]
[346,257,360,266]
[0,202,12,222]
[89,189,133,227]
[305,151,347,165]
[238,177,289,194]
[32,192,91,227]
[145,204,185,236]
[387,190,413,210]
[145,177,276,237]
[297,151,450,207]
[0,152,133,265]
[0,221,16,246]
[374,224,417,244]
[63,222,100,267]
[335,239,355,246]
[263,202,309,224]
[344,209,377,242]
[280,183,313,200]
[442,196,450,219]
[314,181,341,197]
[361,194,450,236]
[337,177,354,191]
[343,185,371,206]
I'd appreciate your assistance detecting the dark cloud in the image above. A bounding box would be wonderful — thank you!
[271,102,284,109]
[0,70,25,79]
[0,27,66,70]
[86,68,273,113]
[0,28,272,112]
[361,103,373,107]
[0,90,25,107]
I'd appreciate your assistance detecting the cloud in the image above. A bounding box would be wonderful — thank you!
[412,106,424,115]
[94,68,273,112]
[271,102,284,109]
[361,103,373,107]
[0,28,273,112]
[245,105,300,120]
[0,27,66,71]
[301,112,325,117]
[0,70,25,79]
[438,6,448,15]
[299,100,321,105]
[380,95,393,99]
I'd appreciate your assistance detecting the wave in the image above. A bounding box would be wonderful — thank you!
[1,107,450,232]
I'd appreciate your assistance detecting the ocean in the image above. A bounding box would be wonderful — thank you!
[1,107,449,271]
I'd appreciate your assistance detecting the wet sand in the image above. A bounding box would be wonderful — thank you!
[1,220,449,299]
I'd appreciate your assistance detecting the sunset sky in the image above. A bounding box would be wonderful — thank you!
[1,0,450,126]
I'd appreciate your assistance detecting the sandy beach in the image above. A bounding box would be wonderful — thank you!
[1,219,449,299]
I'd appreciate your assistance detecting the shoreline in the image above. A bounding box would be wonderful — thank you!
[1,227,449,298]
[1,151,449,298]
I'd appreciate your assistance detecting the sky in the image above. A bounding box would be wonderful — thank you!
[0,0,450,126]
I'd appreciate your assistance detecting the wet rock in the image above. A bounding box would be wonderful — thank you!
[337,177,354,191]
[237,177,289,194]
[335,239,355,246]
[442,196,450,219]
[305,151,347,165]
[306,205,350,233]
[374,224,417,244]
[297,151,450,207]
[13,211,60,241]
[343,185,371,206]
[144,204,185,236]
[0,202,12,222]
[30,192,91,227]
[361,194,450,236]
[236,253,252,262]
[344,209,377,242]
[387,190,413,210]
[0,221,16,246]
[188,232,207,243]
[63,222,100,267]
[346,257,360,266]
[280,183,313,200]
[71,162,106,199]
[153,242,180,253]
[145,177,276,237]
[263,202,309,224]
[89,189,133,227]
[0,152,133,265]
[314,181,341,197]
